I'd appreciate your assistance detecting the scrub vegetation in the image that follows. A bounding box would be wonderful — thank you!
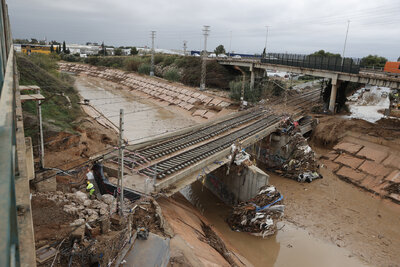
[16,54,82,138]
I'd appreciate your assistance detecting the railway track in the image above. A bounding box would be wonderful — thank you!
[138,113,281,179]
[124,109,266,167]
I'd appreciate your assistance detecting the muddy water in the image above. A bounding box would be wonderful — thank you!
[75,75,370,266]
[182,179,370,267]
[74,75,196,142]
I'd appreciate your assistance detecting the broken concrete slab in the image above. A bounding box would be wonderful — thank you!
[334,153,365,169]
[320,159,340,172]
[382,154,400,169]
[385,170,400,183]
[359,175,385,193]
[336,166,367,183]
[358,160,392,177]
[192,109,207,117]
[202,111,216,120]
[356,147,388,163]
[333,142,363,154]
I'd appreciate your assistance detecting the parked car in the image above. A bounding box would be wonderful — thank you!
[193,53,200,57]
[217,54,228,58]
[232,55,242,59]
[208,53,217,58]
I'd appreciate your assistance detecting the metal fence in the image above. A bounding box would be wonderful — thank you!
[261,53,361,74]
[0,0,19,266]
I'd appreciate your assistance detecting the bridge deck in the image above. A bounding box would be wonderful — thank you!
[217,59,400,89]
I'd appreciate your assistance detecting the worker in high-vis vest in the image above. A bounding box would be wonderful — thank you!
[86,181,95,198]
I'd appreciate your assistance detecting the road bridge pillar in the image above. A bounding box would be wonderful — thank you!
[328,76,340,113]
[250,64,255,90]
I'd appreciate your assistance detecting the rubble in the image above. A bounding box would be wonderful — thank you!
[281,133,321,182]
[227,185,284,238]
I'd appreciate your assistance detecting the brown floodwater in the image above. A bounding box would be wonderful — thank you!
[181,179,371,267]
[74,75,196,143]
[75,75,371,267]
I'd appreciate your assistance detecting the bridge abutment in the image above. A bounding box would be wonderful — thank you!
[203,164,269,205]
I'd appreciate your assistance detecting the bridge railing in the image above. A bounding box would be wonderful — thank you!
[0,1,20,266]
[261,53,361,74]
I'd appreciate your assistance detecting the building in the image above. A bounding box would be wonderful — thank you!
[20,44,51,55]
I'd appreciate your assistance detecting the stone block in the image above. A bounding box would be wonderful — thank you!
[334,153,364,169]
[382,154,400,169]
[336,166,367,183]
[333,142,363,154]
[71,224,85,240]
[358,161,392,177]
[192,109,207,117]
[356,147,388,163]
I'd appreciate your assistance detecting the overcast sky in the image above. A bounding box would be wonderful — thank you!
[8,0,400,60]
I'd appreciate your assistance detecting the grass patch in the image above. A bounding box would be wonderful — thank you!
[138,63,151,75]
[17,54,83,137]
[163,69,180,82]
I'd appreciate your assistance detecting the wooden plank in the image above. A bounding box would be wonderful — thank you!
[19,85,40,91]
[20,94,45,102]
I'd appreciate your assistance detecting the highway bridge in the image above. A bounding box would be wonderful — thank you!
[216,55,400,112]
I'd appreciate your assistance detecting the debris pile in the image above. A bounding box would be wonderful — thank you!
[227,185,284,238]
[32,191,165,266]
[281,132,321,182]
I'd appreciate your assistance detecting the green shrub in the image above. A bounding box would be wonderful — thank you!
[138,63,151,75]
[162,56,177,67]
[154,54,164,64]
[174,58,185,68]
[124,58,141,71]
[163,69,180,82]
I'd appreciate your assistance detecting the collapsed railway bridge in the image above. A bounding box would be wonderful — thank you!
[96,89,319,197]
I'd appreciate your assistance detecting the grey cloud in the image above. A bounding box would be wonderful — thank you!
[8,0,400,60]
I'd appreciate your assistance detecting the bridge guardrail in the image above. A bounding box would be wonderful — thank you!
[261,53,361,74]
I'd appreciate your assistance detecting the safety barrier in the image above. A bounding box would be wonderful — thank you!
[261,53,361,74]
[0,0,20,266]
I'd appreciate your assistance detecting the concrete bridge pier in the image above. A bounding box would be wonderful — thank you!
[329,75,340,113]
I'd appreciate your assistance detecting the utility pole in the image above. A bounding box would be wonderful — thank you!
[118,109,124,216]
[264,26,270,55]
[341,20,350,66]
[183,40,187,56]
[37,89,44,168]
[200,25,210,91]
[228,31,232,57]
[150,31,156,76]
